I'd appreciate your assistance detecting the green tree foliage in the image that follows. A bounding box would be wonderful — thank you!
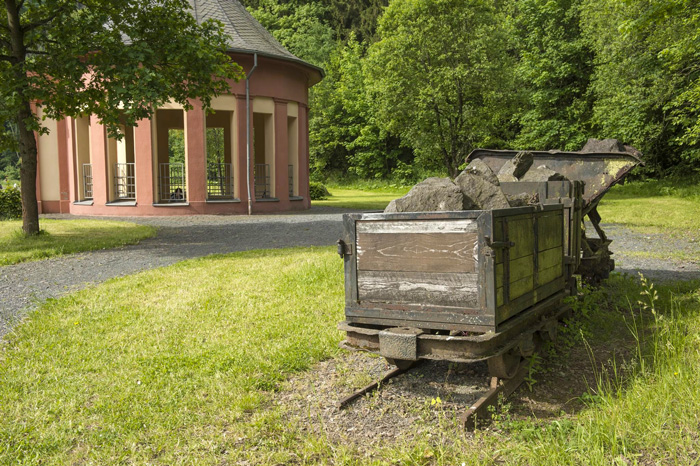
[582,0,700,174]
[309,36,412,179]
[246,0,335,66]
[168,130,186,165]
[367,0,516,177]
[0,0,244,234]
[207,128,225,165]
[324,0,390,43]
[514,0,594,151]
[0,122,19,183]
[253,0,700,179]
[0,184,22,219]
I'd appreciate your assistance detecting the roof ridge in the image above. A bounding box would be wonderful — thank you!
[186,0,323,78]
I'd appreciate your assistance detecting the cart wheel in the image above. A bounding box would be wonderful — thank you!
[385,358,417,370]
[488,349,521,379]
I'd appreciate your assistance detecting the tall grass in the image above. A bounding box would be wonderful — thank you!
[488,276,700,465]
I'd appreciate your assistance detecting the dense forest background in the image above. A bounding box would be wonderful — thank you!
[1,0,698,184]
[244,0,699,182]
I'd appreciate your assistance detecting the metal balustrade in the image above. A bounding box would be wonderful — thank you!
[159,163,186,203]
[207,163,234,199]
[254,163,271,199]
[82,164,93,200]
[114,163,135,200]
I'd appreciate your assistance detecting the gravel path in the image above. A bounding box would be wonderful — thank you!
[1,209,698,340]
[0,207,352,339]
[602,224,700,282]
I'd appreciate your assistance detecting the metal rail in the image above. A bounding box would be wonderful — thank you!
[82,163,93,200]
[254,163,271,199]
[114,162,135,200]
[336,366,407,409]
[159,163,186,203]
[461,364,528,430]
[207,162,234,199]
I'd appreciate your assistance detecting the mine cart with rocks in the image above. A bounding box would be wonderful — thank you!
[336,139,642,426]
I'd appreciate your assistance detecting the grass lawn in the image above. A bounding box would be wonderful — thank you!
[0,248,345,465]
[598,178,700,240]
[0,219,156,266]
[2,245,700,464]
[312,186,409,211]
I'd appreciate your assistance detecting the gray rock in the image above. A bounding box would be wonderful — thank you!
[497,173,519,183]
[454,171,510,210]
[462,159,499,185]
[521,165,568,182]
[497,151,534,180]
[384,177,465,213]
[580,138,626,153]
[506,192,535,207]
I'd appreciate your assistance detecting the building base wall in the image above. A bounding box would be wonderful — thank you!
[67,199,309,217]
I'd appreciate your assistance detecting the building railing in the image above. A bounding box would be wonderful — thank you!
[288,164,294,197]
[114,163,135,200]
[82,163,93,200]
[207,163,234,199]
[159,163,186,203]
[254,163,271,199]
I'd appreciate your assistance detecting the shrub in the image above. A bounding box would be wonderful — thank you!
[0,185,22,219]
[309,181,331,200]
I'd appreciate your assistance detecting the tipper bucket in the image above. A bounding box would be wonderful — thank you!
[467,147,644,282]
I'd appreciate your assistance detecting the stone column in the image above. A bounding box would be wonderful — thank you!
[298,104,310,208]
[89,114,108,206]
[134,118,155,205]
[274,99,289,202]
[186,100,206,205]
[236,95,252,208]
[56,119,71,212]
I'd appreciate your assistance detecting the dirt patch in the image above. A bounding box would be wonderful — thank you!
[272,323,636,451]
[274,351,489,451]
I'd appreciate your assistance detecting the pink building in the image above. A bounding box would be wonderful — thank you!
[35,0,323,216]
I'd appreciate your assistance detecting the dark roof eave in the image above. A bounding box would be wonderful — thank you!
[227,47,325,84]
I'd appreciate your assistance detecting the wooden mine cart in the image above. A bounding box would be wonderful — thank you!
[337,150,642,426]
[337,183,581,378]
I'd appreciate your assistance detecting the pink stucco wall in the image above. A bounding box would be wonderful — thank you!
[38,53,320,216]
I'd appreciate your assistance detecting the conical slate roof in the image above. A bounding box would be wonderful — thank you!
[188,0,323,77]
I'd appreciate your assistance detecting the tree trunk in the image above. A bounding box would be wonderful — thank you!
[18,100,40,235]
[6,0,40,235]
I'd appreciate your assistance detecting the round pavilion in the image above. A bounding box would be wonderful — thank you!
[35,0,323,216]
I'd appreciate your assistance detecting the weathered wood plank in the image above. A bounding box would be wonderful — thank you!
[509,255,534,283]
[358,271,479,308]
[538,263,563,285]
[356,219,477,234]
[508,217,534,260]
[509,274,534,301]
[496,263,504,288]
[538,246,563,271]
[346,306,494,330]
[538,213,563,250]
[357,232,478,273]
